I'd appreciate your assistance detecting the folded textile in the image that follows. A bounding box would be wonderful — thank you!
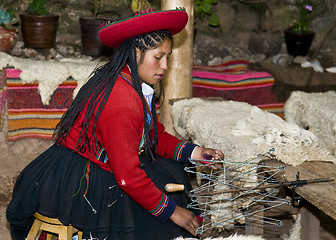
[6,68,76,141]
[193,60,284,117]
[0,68,6,130]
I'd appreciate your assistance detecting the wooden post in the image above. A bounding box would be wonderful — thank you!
[160,0,194,135]
[300,204,320,240]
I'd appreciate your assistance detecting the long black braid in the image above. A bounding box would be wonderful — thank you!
[53,30,172,161]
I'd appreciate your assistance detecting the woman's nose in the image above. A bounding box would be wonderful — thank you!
[160,58,168,71]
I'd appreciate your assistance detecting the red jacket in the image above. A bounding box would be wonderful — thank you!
[60,65,196,222]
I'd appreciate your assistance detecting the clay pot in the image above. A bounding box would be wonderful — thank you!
[20,14,59,48]
[79,17,114,56]
[284,29,315,57]
[0,26,18,53]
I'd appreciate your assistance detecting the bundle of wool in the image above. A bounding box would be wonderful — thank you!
[171,98,335,166]
[284,90,336,156]
[0,52,104,105]
[281,213,301,240]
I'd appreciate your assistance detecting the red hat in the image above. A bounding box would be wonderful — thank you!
[98,8,188,48]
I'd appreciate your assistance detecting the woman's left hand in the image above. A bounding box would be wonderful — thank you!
[191,147,224,169]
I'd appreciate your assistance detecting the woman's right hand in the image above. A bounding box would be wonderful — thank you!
[170,206,200,236]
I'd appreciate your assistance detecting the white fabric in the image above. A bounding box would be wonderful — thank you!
[141,82,154,110]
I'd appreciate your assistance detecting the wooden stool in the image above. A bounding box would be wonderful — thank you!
[27,212,83,240]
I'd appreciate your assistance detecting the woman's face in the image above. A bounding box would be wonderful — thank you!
[136,38,172,85]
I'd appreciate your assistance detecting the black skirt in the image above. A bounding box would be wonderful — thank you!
[6,143,200,240]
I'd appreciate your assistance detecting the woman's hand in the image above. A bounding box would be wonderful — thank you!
[191,147,224,169]
[170,206,200,236]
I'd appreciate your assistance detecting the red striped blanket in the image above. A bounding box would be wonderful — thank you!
[6,68,76,141]
[193,60,284,116]
[6,60,284,141]
[0,69,6,130]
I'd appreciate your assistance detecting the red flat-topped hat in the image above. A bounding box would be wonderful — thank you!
[98,8,188,48]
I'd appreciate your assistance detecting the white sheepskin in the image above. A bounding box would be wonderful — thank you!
[0,52,104,105]
[281,213,301,240]
[174,233,265,240]
[171,98,335,166]
[284,90,336,156]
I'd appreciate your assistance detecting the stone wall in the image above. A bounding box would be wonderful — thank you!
[1,0,336,58]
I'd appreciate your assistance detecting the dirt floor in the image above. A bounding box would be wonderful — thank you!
[0,137,53,240]
[1,137,336,240]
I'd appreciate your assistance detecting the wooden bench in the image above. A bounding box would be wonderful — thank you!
[27,212,83,240]
[264,159,336,239]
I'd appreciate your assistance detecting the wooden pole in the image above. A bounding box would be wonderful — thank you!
[160,0,194,135]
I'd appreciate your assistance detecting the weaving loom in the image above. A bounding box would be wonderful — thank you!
[185,149,289,235]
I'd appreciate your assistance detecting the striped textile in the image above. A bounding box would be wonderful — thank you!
[6,68,76,141]
[0,69,6,130]
[192,60,284,117]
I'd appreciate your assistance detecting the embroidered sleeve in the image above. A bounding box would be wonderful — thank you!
[156,121,198,163]
[173,141,198,164]
[149,193,176,223]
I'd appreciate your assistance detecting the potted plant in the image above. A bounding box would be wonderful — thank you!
[194,0,220,27]
[80,0,154,56]
[20,0,59,48]
[79,0,115,56]
[284,0,324,56]
[0,6,19,53]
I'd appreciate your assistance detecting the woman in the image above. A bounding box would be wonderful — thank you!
[7,8,224,240]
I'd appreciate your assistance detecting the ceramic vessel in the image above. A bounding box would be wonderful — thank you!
[284,29,315,57]
[0,26,18,53]
[20,14,59,48]
[79,17,114,56]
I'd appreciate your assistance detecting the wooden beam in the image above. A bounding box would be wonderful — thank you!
[160,0,194,135]
[300,202,320,240]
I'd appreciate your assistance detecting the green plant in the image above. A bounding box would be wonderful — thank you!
[131,0,151,13]
[288,0,324,34]
[195,0,220,27]
[0,7,18,29]
[236,0,271,31]
[0,4,18,30]
[91,0,101,17]
[26,0,49,16]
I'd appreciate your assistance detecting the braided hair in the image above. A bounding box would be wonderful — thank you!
[54,30,173,161]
